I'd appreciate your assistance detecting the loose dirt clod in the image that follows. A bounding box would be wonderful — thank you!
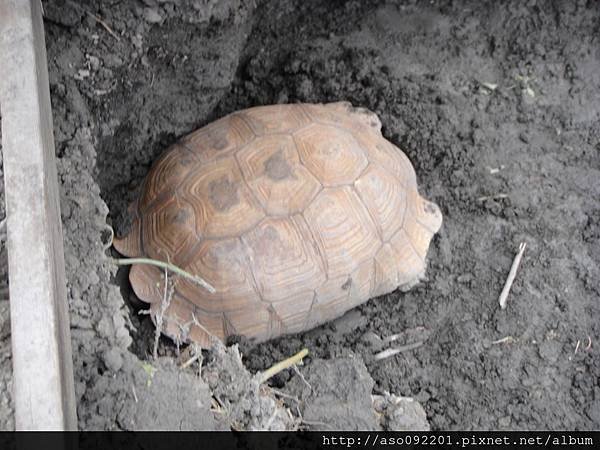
[372,392,430,431]
[284,355,430,431]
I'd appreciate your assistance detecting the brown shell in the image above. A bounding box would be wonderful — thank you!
[113,102,442,346]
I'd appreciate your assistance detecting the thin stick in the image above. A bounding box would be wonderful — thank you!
[180,349,203,370]
[292,364,312,391]
[492,336,515,345]
[477,193,508,202]
[113,257,215,293]
[152,266,170,359]
[498,242,527,310]
[83,10,120,41]
[267,387,300,403]
[131,384,138,403]
[374,341,423,361]
[258,349,309,384]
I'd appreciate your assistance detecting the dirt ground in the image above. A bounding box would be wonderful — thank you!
[0,0,598,430]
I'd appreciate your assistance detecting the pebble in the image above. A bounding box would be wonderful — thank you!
[87,55,100,71]
[143,7,163,23]
[103,347,123,372]
[74,69,90,80]
[499,416,511,427]
[103,54,123,68]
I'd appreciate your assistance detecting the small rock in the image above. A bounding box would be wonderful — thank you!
[103,54,123,68]
[499,416,511,428]
[361,331,383,348]
[103,347,123,372]
[87,55,100,71]
[74,69,90,80]
[373,392,430,431]
[143,7,163,23]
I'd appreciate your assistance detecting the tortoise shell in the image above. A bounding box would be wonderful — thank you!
[113,102,442,347]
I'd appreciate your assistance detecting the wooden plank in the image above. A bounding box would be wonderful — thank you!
[0,0,77,430]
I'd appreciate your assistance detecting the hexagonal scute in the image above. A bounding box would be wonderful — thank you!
[361,137,417,189]
[139,144,199,212]
[141,195,199,267]
[304,186,381,279]
[179,157,265,239]
[354,165,407,242]
[236,135,322,215]
[295,124,368,186]
[241,216,326,303]
[180,113,255,163]
[240,104,313,135]
[176,237,263,314]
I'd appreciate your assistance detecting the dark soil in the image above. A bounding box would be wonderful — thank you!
[1,0,598,430]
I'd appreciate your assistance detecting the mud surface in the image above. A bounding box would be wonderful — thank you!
[0,0,598,430]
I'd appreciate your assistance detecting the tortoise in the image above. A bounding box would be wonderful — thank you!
[113,102,442,347]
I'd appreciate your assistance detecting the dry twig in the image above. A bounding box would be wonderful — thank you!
[83,10,120,41]
[113,257,215,293]
[374,341,424,361]
[498,242,527,310]
[292,365,312,391]
[258,348,309,384]
[180,346,203,370]
[492,336,515,345]
[152,266,173,359]
[477,193,508,202]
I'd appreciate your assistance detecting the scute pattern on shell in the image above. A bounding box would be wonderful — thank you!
[114,102,442,346]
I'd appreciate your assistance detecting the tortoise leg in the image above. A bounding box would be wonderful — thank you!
[415,195,443,235]
[325,101,383,131]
